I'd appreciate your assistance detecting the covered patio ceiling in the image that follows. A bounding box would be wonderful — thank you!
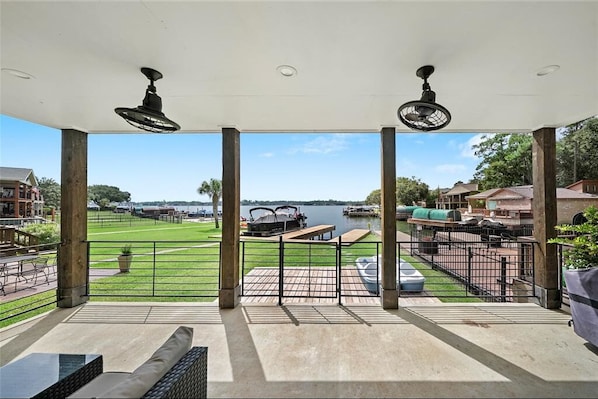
[1,1,597,134]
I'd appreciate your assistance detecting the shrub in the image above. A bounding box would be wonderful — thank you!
[22,223,60,244]
[549,205,598,269]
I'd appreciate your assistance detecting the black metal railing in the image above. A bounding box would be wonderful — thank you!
[0,243,59,327]
[87,212,174,228]
[0,291,58,327]
[241,237,339,305]
[241,236,538,304]
[86,240,221,299]
[0,243,59,294]
[2,235,539,325]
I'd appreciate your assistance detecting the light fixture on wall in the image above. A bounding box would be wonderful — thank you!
[398,65,451,132]
[115,67,180,133]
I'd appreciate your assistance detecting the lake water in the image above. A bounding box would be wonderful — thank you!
[176,205,390,237]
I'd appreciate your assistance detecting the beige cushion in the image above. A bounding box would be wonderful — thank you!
[96,326,193,399]
[67,372,131,398]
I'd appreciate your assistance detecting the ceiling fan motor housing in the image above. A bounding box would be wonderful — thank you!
[142,88,164,116]
[397,65,451,131]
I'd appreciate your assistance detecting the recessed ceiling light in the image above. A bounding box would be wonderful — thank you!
[277,65,297,77]
[536,65,560,76]
[2,68,35,79]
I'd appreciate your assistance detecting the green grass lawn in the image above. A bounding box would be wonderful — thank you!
[341,234,481,302]
[1,214,481,328]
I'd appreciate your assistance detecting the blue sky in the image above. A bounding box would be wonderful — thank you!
[1,115,484,202]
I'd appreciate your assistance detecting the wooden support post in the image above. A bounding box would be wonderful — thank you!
[532,127,559,308]
[58,129,88,308]
[380,127,398,309]
[220,127,241,308]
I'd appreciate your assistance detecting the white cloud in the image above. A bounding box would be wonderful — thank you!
[260,152,274,158]
[459,133,489,158]
[447,139,459,149]
[299,134,350,154]
[435,164,467,173]
[397,158,417,172]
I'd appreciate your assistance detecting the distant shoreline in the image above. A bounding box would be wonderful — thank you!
[133,200,369,207]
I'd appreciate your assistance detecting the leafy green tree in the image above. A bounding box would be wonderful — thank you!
[98,198,111,209]
[426,187,440,208]
[38,177,60,209]
[396,176,429,206]
[556,117,598,186]
[472,133,533,190]
[365,189,381,205]
[197,178,222,228]
[88,185,131,204]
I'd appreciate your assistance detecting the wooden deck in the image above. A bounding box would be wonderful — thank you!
[241,265,439,305]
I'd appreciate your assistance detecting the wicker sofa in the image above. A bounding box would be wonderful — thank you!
[141,346,208,399]
[68,327,207,399]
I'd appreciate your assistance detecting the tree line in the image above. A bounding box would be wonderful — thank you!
[36,181,132,210]
[36,117,597,210]
[364,116,598,206]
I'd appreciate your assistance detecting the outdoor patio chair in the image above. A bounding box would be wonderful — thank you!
[46,256,57,276]
[20,257,50,285]
[33,257,50,284]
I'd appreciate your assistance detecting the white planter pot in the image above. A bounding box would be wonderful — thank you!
[563,268,598,347]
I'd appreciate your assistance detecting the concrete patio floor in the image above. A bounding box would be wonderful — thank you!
[1,302,597,398]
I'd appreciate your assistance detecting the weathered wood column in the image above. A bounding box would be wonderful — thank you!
[532,127,559,308]
[220,127,241,308]
[58,129,88,308]
[380,127,398,309]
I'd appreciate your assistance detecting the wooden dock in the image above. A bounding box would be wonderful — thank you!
[241,225,373,245]
[241,225,336,242]
[283,225,336,240]
[328,229,370,245]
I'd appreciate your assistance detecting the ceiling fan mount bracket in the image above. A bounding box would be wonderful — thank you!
[416,65,435,81]
[141,67,163,83]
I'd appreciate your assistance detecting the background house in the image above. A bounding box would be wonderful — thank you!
[0,167,44,218]
[435,183,479,211]
[87,201,100,211]
[567,179,598,195]
[465,184,598,225]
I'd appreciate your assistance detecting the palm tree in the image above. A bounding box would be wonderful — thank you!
[197,178,222,228]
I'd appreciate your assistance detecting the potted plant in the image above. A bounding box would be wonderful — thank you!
[117,244,133,273]
[549,205,598,347]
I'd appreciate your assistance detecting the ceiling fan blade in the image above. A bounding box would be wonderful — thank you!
[405,113,420,122]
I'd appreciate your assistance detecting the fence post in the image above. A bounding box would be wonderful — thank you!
[337,236,342,305]
[152,241,157,296]
[278,235,283,306]
[85,241,90,296]
[467,247,472,294]
[377,242,381,296]
[500,256,507,302]
[240,241,245,296]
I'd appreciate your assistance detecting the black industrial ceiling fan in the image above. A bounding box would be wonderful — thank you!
[115,67,180,133]
[397,65,451,132]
